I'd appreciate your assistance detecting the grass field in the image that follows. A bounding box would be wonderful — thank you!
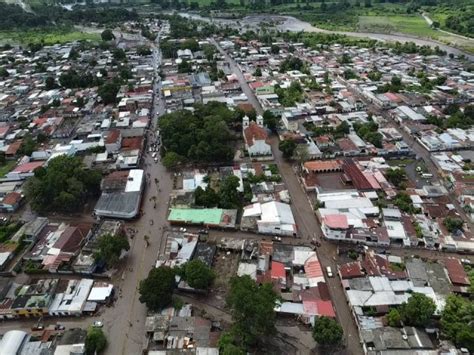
[358,15,440,38]
[0,30,100,45]
[0,161,16,178]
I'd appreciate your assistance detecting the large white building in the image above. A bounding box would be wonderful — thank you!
[242,201,296,236]
[243,116,272,158]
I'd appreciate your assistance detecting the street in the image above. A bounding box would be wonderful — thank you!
[213,38,363,355]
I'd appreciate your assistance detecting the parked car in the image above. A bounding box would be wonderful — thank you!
[326,266,333,278]
[93,321,103,328]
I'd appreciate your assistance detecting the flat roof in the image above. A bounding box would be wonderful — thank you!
[168,208,223,225]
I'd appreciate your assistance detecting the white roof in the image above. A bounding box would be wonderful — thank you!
[87,284,114,302]
[275,302,305,315]
[125,169,144,192]
[293,247,316,266]
[237,263,257,280]
[260,201,295,225]
[0,252,11,267]
[0,330,28,355]
[54,344,85,355]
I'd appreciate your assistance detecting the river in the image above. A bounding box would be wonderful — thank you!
[175,12,474,61]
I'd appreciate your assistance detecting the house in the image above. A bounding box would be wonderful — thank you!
[104,129,122,154]
[48,279,94,317]
[0,192,23,212]
[241,201,297,236]
[243,116,272,159]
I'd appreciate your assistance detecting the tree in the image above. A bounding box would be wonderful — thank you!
[25,156,102,213]
[195,186,219,207]
[98,82,120,105]
[312,316,343,347]
[94,233,130,268]
[399,293,436,327]
[385,168,407,188]
[253,67,262,77]
[263,110,279,132]
[218,331,246,355]
[226,275,277,347]
[441,295,474,352]
[270,44,280,54]
[180,259,215,290]
[139,266,176,311]
[294,144,309,167]
[85,326,107,355]
[443,216,464,233]
[162,152,183,170]
[112,48,126,61]
[279,139,297,159]
[18,135,37,156]
[0,67,9,78]
[101,29,115,41]
[45,76,56,90]
[219,175,240,209]
[387,308,402,327]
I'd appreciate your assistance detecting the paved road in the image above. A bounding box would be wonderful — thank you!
[102,31,171,355]
[213,38,363,354]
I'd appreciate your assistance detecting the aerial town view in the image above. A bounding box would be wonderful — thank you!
[0,0,472,354]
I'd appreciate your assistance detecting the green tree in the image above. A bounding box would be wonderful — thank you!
[270,44,280,54]
[18,135,37,156]
[0,67,9,78]
[24,156,102,213]
[387,308,402,327]
[263,110,279,132]
[180,259,215,290]
[139,266,176,311]
[218,331,246,355]
[98,82,120,105]
[162,152,183,170]
[312,316,343,347]
[94,233,130,267]
[219,175,240,209]
[385,168,407,188]
[85,326,107,355]
[45,76,56,90]
[399,293,436,327]
[279,139,297,159]
[101,29,115,41]
[443,216,464,233]
[253,67,262,77]
[195,186,219,207]
[441,295,474,352]
[226,275,277,347]
[112,48,126,61]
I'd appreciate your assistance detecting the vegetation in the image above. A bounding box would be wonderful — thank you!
[160,102,238,166]
[279,139,297,159]
[94,233,130,268]
[275,81,304,107]
[262,110,279,132]
[139,266,176,311]
[223,275,277,349]
[194,175,241,209]
[312,316,343,348]
[25,156,102,213]
[178,259,215,290]
[441,295,474,352]
[387,308,402,327]
[393,192,420,214]
[101,29,115,42]
[85,326,107,355]
[353,121,383,148]
[385,168,407,188]
[443,216,464,233]
[399,293,436,327]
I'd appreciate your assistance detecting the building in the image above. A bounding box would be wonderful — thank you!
[94,169,145,219]
[243,116,272,159]
[241,201,297,236]
[167,208,237,229]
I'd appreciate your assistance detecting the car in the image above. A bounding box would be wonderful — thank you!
[152,152,157,158]
[31,324,44,331]
[461,259,471,265]
[55,324,66,330]
[272,236,282,242]
[93,321,103,328]
[154,157,158,163]
[326,266,333,278]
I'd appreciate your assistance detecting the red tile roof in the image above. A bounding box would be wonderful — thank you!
[12,161,44,174]
[271,261,286,280]
[105,129,121,144]
[443,258,470,286]
[323,214,349,230]
[339,261,364,279]
[305,255,323,278]
[244,122,268,147]
[2,192,21,206]
[315,300,336,317]
[304,160,342,172]
[121,137,143,151]
[6,141,22,156]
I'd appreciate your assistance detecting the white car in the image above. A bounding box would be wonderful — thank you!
[152,152,157,158]
[93,321,103,328]
[326,266,333,278]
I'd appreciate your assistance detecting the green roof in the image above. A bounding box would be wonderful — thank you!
[168,208,224,225]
